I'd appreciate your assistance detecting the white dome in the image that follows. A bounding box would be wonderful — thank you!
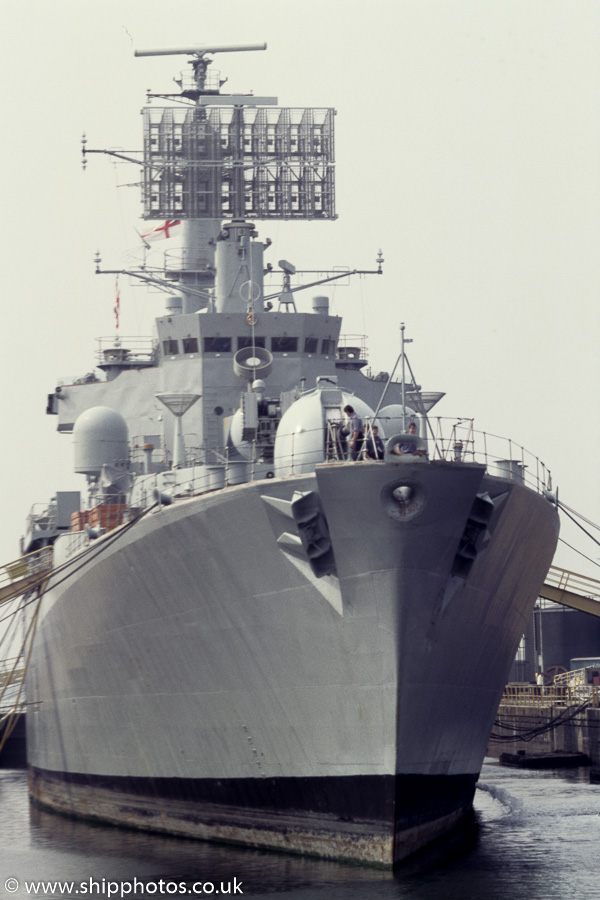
[229,407,253,460]
[274,390,376,476]
[73,406,129,476]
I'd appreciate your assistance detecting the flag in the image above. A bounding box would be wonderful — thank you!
[114,277,120,330]
[141,219,182,242]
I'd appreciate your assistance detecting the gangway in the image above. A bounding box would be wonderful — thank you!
[0,547,53,605]
[0,657,26,692]
[540,566,600,618]
[0,546,54,763]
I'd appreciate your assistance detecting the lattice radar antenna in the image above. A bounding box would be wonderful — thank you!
[84,43,382,307]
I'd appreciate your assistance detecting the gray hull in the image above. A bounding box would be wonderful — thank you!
[27,459,558,865]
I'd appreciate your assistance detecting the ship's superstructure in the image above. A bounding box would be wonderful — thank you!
[23,44,559,866]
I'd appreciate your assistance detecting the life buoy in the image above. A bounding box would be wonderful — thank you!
[246,313,257,326]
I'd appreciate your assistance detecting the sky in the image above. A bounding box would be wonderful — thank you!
[0,0,599,577]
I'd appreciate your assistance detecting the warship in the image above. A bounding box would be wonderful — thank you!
[22,43,559,865]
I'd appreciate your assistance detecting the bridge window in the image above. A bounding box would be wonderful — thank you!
[182,337,199,353]
[238,336,266,349]
[304,337,318,353]
[321,339,336,355]
[271,337,298,353]
[203,337,232,353]
[163,340,179,355]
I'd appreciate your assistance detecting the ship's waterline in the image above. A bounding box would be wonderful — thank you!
[28,768,478,865]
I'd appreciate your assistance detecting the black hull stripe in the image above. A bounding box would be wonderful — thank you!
[30,767,477,829]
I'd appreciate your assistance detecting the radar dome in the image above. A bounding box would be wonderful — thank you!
[73,406,130,476]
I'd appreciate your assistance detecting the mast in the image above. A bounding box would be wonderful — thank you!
[133,43,336,315]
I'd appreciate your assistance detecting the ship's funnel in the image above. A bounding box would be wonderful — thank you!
[155,392,201,468]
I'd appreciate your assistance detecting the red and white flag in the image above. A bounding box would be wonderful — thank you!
[141,219,182,242]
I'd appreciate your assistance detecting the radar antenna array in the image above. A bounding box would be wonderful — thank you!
[83,44,337,222]
[133,42,336,222]
[134,43,268,58]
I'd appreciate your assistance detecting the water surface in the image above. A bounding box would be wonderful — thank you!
[1,761,599,898]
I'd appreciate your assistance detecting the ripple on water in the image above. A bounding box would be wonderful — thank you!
[0,764,599,900]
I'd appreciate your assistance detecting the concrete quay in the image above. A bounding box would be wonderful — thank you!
[488,703,600,766]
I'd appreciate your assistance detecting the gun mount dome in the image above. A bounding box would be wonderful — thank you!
[73,406,129,476]
[274,389,377,476]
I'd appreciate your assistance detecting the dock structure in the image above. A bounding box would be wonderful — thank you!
[490,565,600,766]
[487,565,600,765]
[499,750,591,769]
[488,696,600,767]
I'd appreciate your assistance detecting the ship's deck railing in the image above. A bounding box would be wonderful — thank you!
[336,334,368,362]
[61,530,90,558]
[425,417,552,494]
[271,416,551,493]
[553,666,600,689]
[129,415,553,507]
[543,567,600,602]
[499,682,600,709]
[130,433,200,475]
[95,337,157,367]
[25,503,56,536]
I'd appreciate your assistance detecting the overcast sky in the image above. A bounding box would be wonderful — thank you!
[0,0,598,576]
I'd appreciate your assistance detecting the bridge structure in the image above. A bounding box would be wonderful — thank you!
[540,566,600,618]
